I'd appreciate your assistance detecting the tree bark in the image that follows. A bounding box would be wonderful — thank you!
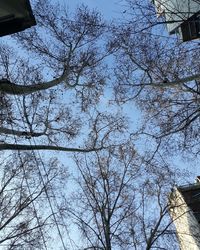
[0,143,102,153]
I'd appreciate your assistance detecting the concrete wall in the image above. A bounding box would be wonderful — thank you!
[169,188,200,250]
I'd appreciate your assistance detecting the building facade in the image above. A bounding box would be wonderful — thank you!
[0,0,36,37]
[169,179,200,250]
[152,0,200,41]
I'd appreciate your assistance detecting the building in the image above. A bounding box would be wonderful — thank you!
[152,0,200,41]
[0,0,36,37]
[169,177,200,250]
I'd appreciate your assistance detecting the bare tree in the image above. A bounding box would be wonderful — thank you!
[0,1,131,247]
[0,1,120,152]
[67,143,140,250]
[0,0,197,249]
[133,158,180,250]
[110,1,200,156]
[64,142,186,250]
[0,151,69,249]
[1,1,108,97]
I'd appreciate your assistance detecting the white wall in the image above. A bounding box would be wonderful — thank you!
[169,188,200,250]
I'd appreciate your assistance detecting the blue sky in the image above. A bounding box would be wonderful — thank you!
[59,0,126,20]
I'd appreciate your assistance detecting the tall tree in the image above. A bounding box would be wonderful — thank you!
[0,1,122,248]
[111,0,200,156]
[0,0,116,152]
[66,143,184,250]
[0,0,197,248]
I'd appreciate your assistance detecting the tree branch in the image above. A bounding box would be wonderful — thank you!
[0,127,45,137]
[0,70,68,95]
[125,74,200,89]
[0,143,103,153]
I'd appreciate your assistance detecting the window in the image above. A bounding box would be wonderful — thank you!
[181,11,200,41]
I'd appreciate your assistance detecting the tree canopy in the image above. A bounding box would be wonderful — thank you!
[0,0,198,249]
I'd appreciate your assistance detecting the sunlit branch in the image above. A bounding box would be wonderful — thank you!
[131,73,200,89]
